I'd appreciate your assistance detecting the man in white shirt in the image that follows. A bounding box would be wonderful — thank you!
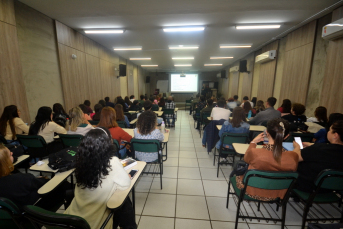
[129,95,135,103]
[211,99,231,120]
[240,96,254,108]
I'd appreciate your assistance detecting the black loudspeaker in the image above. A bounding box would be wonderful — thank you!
[220,70,226,78]
[146,76,150,83]
[119,64,126,76]
[239,60,247,72]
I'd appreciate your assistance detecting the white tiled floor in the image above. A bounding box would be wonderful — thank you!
[133,110,311,229]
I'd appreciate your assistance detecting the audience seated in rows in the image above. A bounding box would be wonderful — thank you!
[282,103,306,131]
[29,106,67,153]
[240,96,254,108]
[79,104,92,121]
[158,97,165,107]
[277,99,291,114]
[129,100,141,111]
[233,95,241,106]
[201,99,214,117]
[52,103,69,128]
[251,97,257,107]
[293,120,343,193]
[139,100,163,125]
[254,100,265,114]
[197,96,207,111]
[313,113,343,143]
[99,99,106,108]
[98,107,132,158]
[0,105,29,142]
[211,99,231,121]
[227,97,237,110]
[138,95,145,106]
[134,111,164,162]
[0,144,73,211]
[91,103,102,121]
[67,107,94,135]
[115,104,130,127]
[236,118,298,200]
[248,97,280,125]
[129,95,135,103]
[307,106,328,127]
[124,96,132,107]
[116,98,129,112]
[243,101,256,119]
[149,96,159,111]
[83,100,93,114]
[64,127,136,229]
[164,96,176,127]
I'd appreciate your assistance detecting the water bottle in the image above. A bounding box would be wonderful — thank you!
[161,121,165,133]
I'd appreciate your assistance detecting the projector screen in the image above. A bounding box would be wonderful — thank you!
[170,74,198,93]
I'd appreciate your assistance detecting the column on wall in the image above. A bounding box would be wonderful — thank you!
[272,37,287,108]
[250,49,262,98]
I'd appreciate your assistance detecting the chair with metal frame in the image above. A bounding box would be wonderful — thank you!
[185,100,192,111]
[58,134,83,148]
[131,139,163,189]
[162,109,175,128]
[199,111,211,137]
[117,121,128,128]
[0,197,34,229]
[215,133,249,177]
[23,205,92,229]
[291,169,343,229]
[16,135,49,162]
[227,170,298,229]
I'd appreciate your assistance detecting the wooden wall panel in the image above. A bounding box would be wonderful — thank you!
[320,7,343,114]
[127,62,134,96]
[285,20,316,51]
[133,65,139,98]
[229,71,239,97]
[85,54,101,106]
[0,0,15,25]
[0,21,30,122]
[84,37,99,57]
[241,72,253,99]
[257,40,279,102]
[57,44,87,111]
[55,21,84,51]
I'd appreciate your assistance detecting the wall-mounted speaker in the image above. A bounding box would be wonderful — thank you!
[239,60,247,73]
[146,76,150,83]
[119,64,126,76]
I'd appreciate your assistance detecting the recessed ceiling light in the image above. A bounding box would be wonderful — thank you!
[114,47,142,51]
[172,57,194,60]
[236,25,281,30]
[169,46,198,50]
[204,64,222,66]
[174,64,192,67]
[85,29,124,34]
[130,58,151,60]
[141,65,158,67]
[163,26,205,32]
[210,57,233,59]
[220,45,251,48]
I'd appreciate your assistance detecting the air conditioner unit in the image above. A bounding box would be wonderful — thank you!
[255,50,276,64]
[216,70,226,78]
[322,18,343,40]
[216,72,221,78]
[229,66,239,73]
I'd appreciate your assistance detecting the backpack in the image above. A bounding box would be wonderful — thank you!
[48,147,77,172]
[53,113,67,127]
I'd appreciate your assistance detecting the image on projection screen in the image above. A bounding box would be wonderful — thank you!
[170,74,198,92]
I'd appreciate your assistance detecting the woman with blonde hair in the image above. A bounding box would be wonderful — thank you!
[67,107,94,135]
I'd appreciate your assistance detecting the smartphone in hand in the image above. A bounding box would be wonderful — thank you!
[294,137,303,149]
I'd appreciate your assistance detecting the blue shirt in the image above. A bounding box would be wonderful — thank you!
[216,121,250,149]
[314,128,327,143]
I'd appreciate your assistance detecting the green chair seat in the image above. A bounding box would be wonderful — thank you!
[293,189,341,203]
[59,134,83,148]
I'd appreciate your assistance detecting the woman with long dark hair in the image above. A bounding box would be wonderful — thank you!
[91,103,103,121]
[243,101,256,119]
[64,127,136,229]
[277,99,292,113]
[116,98,129,112]
[124,96,132,107]
[0,105,29,141]
[158,97,165,107]
[52,103,69,127]
[29,106,67,152]
[236,118,298,201]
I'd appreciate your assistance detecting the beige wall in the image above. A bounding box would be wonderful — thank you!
[15,1,64,121]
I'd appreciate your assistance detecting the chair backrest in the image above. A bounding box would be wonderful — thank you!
[124,112,132,121]
[113,139,120,151]
[16,135,47,148]
[315,169,343,191]
[0,197,33,229]
[117,121,127,128]
[88,120,99,125]
[23,205,91,229]
[131,139,161,153]
[243,170,298,191]
[221,133,249,145]
[185,100,192,104]
[201,112,211,120]
[162,109,174,115]
[59,134,83,147]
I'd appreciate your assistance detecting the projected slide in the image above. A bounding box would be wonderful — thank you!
[170,74,198,93]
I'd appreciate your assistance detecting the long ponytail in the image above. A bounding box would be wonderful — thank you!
[267,119,288,163]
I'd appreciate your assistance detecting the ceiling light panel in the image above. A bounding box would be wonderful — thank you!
[130,58,151,60]
[174,64,192,67]
[210,57,233,59]
[163,26,205,32]
[236,25,281,29]
[204,64,222,66]
[169,46,198,50]
[141,65,158,67]
[172,57,194,60]
[114,47,142,51]
[220,44,252,48]
[85,29,124,34]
